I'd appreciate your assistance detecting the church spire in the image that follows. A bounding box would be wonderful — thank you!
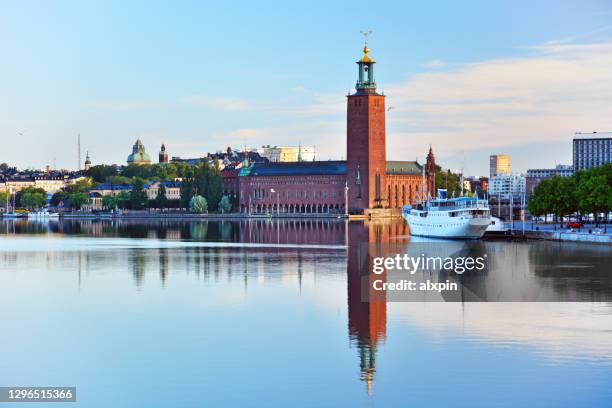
[356,31,376,94]
[426,145,436,198]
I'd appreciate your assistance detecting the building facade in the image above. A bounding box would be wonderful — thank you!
[488,173,525,199]
[257,145,317,162]
[0,174,69,194]
[489,154,511,178]
[225,42,434,215]
[145,181,181,200]
[236,161,347,214]
[573,132,612,172]
[525,164,573,196]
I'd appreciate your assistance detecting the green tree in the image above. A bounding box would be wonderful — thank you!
[86,165,118,183]
[67,192,90,210]
[189,195,208,213]
[577,174,611,226]
[154,163,180,181]
[180,166,196,208]
[130,179,148,210]
[527,184,545,222]
[207,168,223,212]
[0,191,9,206]
[218,195,232,213]
[549,176,577,226]
[65,178,92,194]
[17,187,47,209]
[20,191,47,210]
[102,195,119,210]
[50,191,66,206]
[106,176,133,185]
[116,191,131,209]
[121,164,155,180]
[435,166,461,197]
[155,184,168,209]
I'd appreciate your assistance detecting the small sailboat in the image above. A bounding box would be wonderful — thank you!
[2,191,25,218]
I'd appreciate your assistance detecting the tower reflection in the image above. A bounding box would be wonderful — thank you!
[347,219,409,394]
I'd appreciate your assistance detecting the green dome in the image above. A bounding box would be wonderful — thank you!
[127,139,151,164]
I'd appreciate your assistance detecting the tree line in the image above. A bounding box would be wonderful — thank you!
[83,160,232,213]
[528,163,612,225]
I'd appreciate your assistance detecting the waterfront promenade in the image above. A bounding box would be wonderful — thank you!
[488,221,612,244]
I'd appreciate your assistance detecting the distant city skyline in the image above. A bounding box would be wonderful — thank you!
[1,1,611,176]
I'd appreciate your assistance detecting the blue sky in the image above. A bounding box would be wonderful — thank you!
[1,0,611,175]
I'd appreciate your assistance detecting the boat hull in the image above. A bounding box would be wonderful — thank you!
[403,214,490,239]
[27,212,59,219]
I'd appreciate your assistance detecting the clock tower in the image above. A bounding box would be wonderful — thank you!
[347,41,387,213]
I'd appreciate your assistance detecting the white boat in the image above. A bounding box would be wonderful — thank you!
[402,196,491,239]
[2,212,25,218]
[27,209,59,218]
[486,217,506,232]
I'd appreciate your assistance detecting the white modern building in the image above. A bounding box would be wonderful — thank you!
[488,173,525,199]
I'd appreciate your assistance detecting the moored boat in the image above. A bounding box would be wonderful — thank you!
[402,196,491,239]
[27,209,60,218]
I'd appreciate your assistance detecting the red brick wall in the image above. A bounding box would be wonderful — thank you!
[346,93,387,213]
[236,174,346,213]
[386,174,425,208]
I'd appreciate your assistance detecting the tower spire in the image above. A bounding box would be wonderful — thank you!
[355,31,376,94]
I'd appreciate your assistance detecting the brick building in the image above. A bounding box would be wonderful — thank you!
[224,41,435,215]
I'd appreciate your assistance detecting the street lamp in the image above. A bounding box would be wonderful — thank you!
[344,182,349,217]
[270,189,279,216]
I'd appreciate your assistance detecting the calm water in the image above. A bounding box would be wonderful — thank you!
[1,219,611,407]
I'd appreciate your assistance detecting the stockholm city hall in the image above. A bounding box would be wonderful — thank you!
[347,41,435,212]
[232,40,436,215]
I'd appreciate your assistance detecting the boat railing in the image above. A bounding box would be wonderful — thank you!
[424,199,489,211]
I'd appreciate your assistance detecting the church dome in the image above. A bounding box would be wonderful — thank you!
[127,139,152,164]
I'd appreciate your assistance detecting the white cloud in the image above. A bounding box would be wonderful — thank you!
[384,40,612,173]
[216,120,345,159]
[84,39,612,176]
[185,94,252,111]
[422,59,444,68]
[90,99,163,110]
[225,128,266,138]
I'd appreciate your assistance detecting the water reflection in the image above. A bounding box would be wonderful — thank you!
[0,218,347,245]
[347,220,409,393]
[0,218,611,403]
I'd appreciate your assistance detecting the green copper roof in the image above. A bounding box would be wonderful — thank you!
[127,139,151,164]
[386,161,422,175]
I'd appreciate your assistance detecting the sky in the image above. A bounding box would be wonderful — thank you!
[1,0,611,176]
